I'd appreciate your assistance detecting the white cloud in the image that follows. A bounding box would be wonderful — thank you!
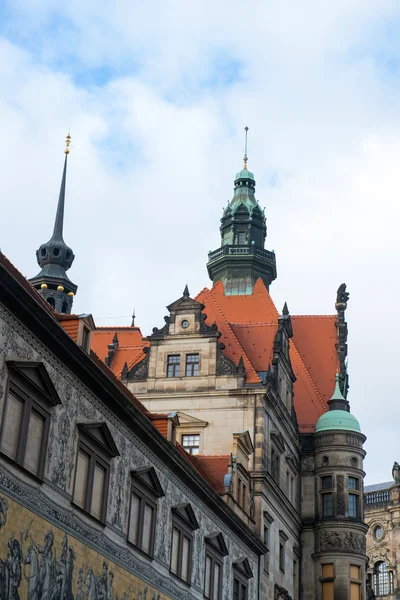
[1,1,400,482]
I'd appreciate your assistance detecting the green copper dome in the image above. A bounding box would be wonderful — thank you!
[235,167,255,181]
[315,410,361,433]
[315,374,361,433]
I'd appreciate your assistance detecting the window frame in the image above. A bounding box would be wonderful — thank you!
[237,232,246,245]
[127,470,163,558]
[181,433,200,455]
[72,423,118,525]
[232,559,252,600]
[185,354,200,377]
[0,366,59,481]
[167,355,181,378]
[203,536,227,600]
[170,506,199,584]
[72,438,110,524]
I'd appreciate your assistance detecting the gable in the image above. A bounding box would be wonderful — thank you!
[172,503,199,530]
[233,557,253,578]
[132,466,164,498]
[7,361,61,406]
[177,411,208,428]
[206,532,229,556]
[77,422,119,457]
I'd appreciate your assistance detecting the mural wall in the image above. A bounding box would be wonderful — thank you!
[0,493,169,600]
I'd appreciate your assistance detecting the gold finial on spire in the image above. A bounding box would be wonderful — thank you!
[65,132,71,155]
[243,126,249,169]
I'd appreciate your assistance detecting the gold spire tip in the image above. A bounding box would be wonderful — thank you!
[65,132,71,155]
[243,126,249,169]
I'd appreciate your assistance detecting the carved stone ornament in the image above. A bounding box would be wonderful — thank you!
[346,434,362,448]
[128,351,150,381]
[319,530,366,554]
[392,461,400,484]
[216,343,239,376]
[314,434,335,447]
[274,583,292,600]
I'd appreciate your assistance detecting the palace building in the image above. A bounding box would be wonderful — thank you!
[90,138,369,600]
[0,133,370,599]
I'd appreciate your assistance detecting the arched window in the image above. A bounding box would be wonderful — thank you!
[373,561,394,595]
[47,297,55,308]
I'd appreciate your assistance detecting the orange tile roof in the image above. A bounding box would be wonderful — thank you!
[196,278,337,432]
[91,327,149,378]
[56,315,80,342]
[181,451,230,495]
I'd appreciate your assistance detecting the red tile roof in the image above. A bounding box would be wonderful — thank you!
[91,327,149,378]
[56,315,80,342]
[196,278,337,432]
[178,449,230,495]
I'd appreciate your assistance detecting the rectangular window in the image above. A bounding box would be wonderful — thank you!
[263,525,270,574]
[279,543,285,572]
[128,474,160,557]
[91,463,106,520]
[170,516,193,583]
[238,232,246,244]
[185,354,200,377]
[321,475,333,489]
[322,493,333,517]
[350,565,361,600]
[348,493,358,518]
[181,434,200,455]
[233,575,248,600]
[167,355,180,378]
[271,448,280,484]
[72,441,110,523]
[242,483,247,510]
[322,564,334,600]
[204,537,225,600]
[348,477,359,490]
[82,326,91,352]
[0,384,51,480]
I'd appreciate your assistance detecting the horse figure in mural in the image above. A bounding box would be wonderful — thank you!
[24,542,40,600]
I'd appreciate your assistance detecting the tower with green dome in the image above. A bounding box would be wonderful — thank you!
[301,372,368,599]
[207,128,277,294]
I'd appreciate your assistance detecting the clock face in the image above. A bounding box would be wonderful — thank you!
[375,526,384,541]
[181,319,189,329]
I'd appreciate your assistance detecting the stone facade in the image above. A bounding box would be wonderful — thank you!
[364,466,400,598]
[0,258,265,600]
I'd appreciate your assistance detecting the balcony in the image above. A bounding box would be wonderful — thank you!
[208,245,276,264]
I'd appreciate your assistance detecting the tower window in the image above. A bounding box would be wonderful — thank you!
[348,493,358,518]
[348,476,359,490]
[185,354,199,376]
[322,493,333,517]
[181,434,200,455]
[238,232,246,245]
[167,355,180,377]
[53,247,60,257]
[321,475,333,489]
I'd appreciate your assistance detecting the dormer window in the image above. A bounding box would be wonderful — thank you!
[82,325,91,353]
[72,422,119,523]
[0,362,61,480]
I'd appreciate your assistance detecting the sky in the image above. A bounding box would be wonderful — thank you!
[1,0,400,484]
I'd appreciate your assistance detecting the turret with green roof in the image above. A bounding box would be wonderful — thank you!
[207,127,277,294]
[315,374,361,433]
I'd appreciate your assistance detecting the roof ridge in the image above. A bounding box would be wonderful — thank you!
[291,314,336,319]
[206,288,260,383]
[290,339,328,413]
[254,278,280,318]
[230,322,277,327]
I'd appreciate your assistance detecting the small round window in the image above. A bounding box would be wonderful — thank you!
[181,319,189,329]
[374,525,384,541]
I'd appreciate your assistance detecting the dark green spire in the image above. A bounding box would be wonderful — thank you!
[29,134,77,313]
[207,128,277,294]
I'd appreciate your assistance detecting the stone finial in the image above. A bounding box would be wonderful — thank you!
[183,284,190,298]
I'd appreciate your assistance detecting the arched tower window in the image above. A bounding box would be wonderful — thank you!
[47,297,55,308]
[373,561,394,595]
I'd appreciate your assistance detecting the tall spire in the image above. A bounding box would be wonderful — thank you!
[29,133,77,314]
[207,127,277,294]
[243,126,249,169]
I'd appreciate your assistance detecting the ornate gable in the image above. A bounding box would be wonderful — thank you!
[7,361,61,406]
[77,422,119,457]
